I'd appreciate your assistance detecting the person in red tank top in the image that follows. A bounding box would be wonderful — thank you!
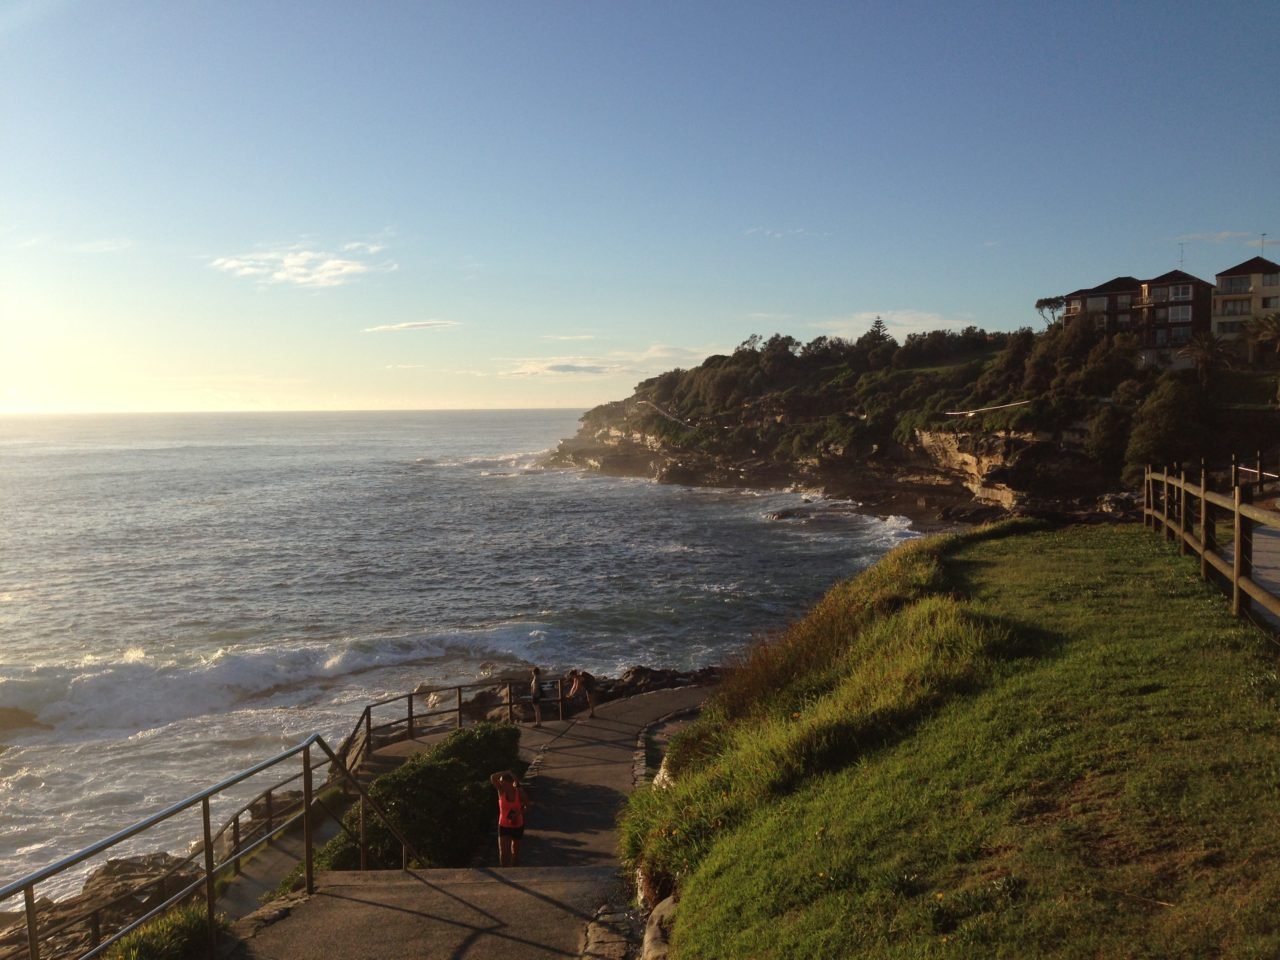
[489,770,530,866]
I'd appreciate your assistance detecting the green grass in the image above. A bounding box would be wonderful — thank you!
[103,903,226,960]
[621,521,1280,958]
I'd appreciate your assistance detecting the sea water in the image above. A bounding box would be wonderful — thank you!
[0,410,914,896]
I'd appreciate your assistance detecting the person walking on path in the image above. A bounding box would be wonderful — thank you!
[529,666,544,727]
[566,669,597,718]
[489,770,530,867]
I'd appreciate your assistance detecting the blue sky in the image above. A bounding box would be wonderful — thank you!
[3,0,1277,413]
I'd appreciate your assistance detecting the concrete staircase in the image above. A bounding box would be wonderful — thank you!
[224,686,711,960]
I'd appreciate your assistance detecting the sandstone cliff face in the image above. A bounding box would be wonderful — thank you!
[913,430,1037,508]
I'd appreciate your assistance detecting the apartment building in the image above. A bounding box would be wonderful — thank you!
[1135,270,1214,348]
[1211,256,1280,342]
[1063,271,1211,347]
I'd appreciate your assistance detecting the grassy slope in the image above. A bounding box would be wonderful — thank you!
[623,522,1280,959]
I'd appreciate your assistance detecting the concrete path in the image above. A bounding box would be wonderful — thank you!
[228,685,710,959]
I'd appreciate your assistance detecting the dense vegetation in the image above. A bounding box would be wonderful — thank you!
[269,722,522,899]
[583,318,1277,490]
[620,522,1280,957]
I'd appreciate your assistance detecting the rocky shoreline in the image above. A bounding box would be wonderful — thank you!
[543,428,1142,532]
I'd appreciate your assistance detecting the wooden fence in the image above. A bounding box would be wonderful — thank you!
[1144,452,1280,624]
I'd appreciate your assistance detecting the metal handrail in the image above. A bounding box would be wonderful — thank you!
[0,740,318,903]
[2,673,566,960]
[0,733,428,960]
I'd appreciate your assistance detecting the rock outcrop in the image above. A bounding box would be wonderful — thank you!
[0,852,204,960]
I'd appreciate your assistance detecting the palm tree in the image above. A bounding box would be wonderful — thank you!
[1176,332,1233,388]
[1245,312,1280,367]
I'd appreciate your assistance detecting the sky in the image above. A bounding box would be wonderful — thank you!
[2,0,1278,414]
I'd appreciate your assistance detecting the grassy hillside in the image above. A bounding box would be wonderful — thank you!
[620,522,1280,958]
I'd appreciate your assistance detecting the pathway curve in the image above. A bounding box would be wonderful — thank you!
[228,685,710,959]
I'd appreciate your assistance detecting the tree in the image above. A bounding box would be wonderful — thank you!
[1035,296,1066,328]
[1176,332,1232,389]
[1122,376,1210,485]
[856,315,893,348]
[1245,312,1280,366]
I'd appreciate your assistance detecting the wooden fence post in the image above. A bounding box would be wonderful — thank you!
[1231,453,1239,489]
[1178,467,1188,555]
[1146,468,1157,529]
[1232,484,1255,618]
[1200,463,1213,581]
[1162,467,1172,542]
[407,694,415,740]
[456,687,463,729]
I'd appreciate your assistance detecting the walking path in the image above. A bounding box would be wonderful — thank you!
[227,685,710,959]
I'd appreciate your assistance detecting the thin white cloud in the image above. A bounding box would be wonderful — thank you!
[503,357,618,378]
[13,235,131,253]
[497,343,726,380]
[615,343,724,366]
[363,320,458,333]
[211,241,397,288]
[542,334,596,341]
[744,226,815,240]
[1177,231,1253,244]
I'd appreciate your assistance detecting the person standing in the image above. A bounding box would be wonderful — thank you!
[489,770,530,867]
[566,669,597,718]
[529,666,543,727]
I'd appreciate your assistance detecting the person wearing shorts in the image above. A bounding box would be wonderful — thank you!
[490,770,530,866]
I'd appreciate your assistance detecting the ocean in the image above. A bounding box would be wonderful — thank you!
[0,410,914,896]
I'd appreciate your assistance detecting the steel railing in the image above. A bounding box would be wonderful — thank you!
[331,677,566,777]
[0,734,423,960]
[1,673,572,960]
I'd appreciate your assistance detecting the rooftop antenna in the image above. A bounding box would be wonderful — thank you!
[1178,241,1185,269]
[1263,233,1268,257]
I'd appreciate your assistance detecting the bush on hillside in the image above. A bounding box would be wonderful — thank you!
[316,722,522,871]
[104,903,227,960]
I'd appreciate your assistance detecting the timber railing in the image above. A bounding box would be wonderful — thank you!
[0,674,565,960]
[1144,451,1280,624]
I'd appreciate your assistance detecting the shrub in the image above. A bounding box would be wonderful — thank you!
[316,722,523,871]
[104,903,226,960]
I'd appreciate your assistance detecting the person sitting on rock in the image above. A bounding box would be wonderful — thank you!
[566,669,597,718]
[489,770,530,867]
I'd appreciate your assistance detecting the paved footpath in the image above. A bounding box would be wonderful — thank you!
[228,685,710,960]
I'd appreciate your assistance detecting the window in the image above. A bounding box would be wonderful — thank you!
[1168,305,1192,323]
[1086,296,1108,312]
[1066,299,1081,315]
[1151,287,1169,302]
[1116,313,1131,329]
[1263,297,1279,309]
[1170,325,1192,345]
[1217,320,1246,335]
[1170,284,1192,301]
[1220,276,1250,294]
[1264,273,1279,287]
[1155,307,1168,321]
[1116,295,1131,309]
[1221,299,1252,316]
